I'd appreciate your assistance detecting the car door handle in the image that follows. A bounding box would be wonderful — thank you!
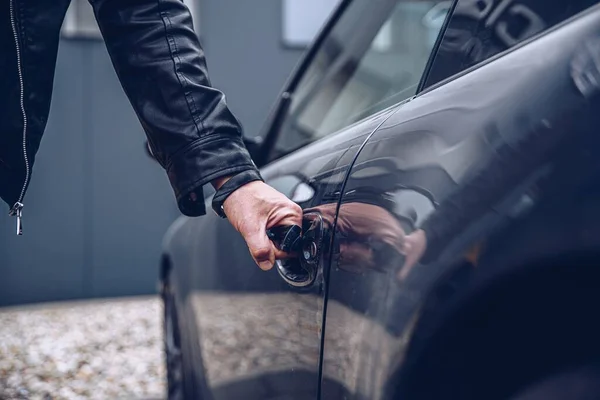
[267,212,325,288]
[267,224,302,253]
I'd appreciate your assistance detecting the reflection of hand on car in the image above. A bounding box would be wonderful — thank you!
[398,229,484,280]
[308,202,407,274]
[398,229,427,280]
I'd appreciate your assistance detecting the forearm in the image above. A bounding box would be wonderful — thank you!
[91,0,258,215]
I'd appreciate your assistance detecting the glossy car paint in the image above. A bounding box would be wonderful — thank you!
[322,5,600,400]
[162,105,398,399]
[161,1,600,399]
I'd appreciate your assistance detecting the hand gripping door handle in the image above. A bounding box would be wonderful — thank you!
[266,212,325,288]
[267,224,303,253]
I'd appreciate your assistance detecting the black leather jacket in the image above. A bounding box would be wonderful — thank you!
[0,0,261,233]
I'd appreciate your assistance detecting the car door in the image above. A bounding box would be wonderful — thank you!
[319,1,600,399]
[161,0,449,399]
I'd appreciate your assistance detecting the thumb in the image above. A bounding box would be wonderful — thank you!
[397,232,424,281]
[244,227,276,271]
[398,252,419,281]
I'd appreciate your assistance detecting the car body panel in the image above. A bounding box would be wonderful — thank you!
[161,0,449,395]
[320,4,600,399]
[162,0,600,399]
[162,105,398,399]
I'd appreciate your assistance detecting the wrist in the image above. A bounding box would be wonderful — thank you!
[211,169,264,218]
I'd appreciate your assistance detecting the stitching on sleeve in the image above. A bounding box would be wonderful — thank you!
[157,0,205,135]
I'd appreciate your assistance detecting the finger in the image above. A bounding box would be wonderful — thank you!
[273,247,296,260]
[398,252,419,281]
[244,228,275,271]
[267,202,303,229]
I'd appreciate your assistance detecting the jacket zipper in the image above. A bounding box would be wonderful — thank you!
[8,0,29,236]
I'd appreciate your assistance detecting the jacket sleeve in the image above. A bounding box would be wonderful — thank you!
[420,92,599,264]
[419,115,562,264]
[90,0,260,216]
[419,36,600,264]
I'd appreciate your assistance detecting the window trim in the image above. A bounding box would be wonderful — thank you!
[416,0,459,93]
[258,0,353,165]
[417,1,600,98]
[263,0,457,164]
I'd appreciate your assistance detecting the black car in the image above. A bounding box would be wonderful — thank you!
[158,0,600,399]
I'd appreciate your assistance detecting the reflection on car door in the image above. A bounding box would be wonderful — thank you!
[319,1,600,399]
[164,0,445,398]
[174,130,371,399]
[299,0,454,397]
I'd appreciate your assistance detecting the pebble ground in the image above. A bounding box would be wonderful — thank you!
[0,296,165,400]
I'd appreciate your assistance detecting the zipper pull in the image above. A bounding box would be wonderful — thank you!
[9,202,24,236]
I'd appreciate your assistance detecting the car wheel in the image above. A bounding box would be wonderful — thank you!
[162,277,185,400]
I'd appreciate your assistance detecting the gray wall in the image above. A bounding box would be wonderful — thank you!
[0,1,304,307]
[198,0,304,137]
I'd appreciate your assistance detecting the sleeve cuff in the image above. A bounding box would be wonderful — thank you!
[166,135,259,217]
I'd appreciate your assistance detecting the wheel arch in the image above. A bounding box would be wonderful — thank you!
[387,250,600,400]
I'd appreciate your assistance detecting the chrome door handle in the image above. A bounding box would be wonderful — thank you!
[266,212,325,288]
[267,224,302,253]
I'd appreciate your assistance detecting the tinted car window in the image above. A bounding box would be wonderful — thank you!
[274,0,451,156]
[424,0,599,87]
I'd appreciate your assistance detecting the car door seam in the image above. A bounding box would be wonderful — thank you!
[316,105,404,399]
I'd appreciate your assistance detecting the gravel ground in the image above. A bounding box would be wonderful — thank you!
[0,292,409,400]
[0,296,165,400]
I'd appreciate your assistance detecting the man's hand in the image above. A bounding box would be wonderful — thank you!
[398,229,427,280]
[221,180,303,271]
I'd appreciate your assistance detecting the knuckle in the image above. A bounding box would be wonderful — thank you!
[289,202,303,217]
[274,198,302,218]
[251,246,271,261]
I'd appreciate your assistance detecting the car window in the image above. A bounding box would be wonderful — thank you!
[272,0,452,157]
[423,0,600,88]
